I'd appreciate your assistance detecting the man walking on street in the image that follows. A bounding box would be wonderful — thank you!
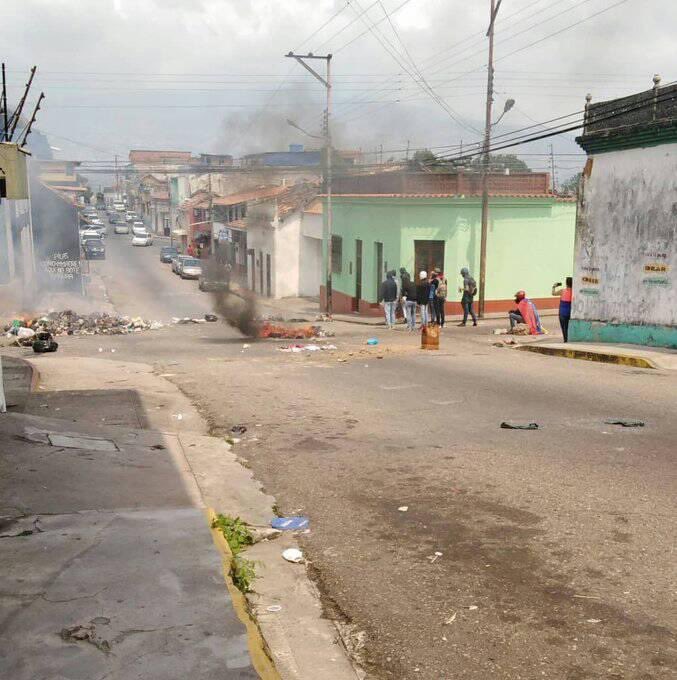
[458,267,478,326]
[379,270,398,329]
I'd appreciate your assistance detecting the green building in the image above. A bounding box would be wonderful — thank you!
[322,171,577,315]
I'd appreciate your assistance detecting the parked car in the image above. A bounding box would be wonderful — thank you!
[90,223,107,235]
[82,208,98,218]
[80,230,104,246]
[131,231,153,247]
[114,223,130,235]
[171,254,191,274]
[180,258,202,280]
[110,214,125,225]
[198,262,231,292]
[131,223,148,236]
[83,240,106,259]
[125,212,138,223]
[113,202,125,212]
[160,246,179,263]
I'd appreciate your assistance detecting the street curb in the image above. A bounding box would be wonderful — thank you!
[207,508,281,680]
[516,344,657,369]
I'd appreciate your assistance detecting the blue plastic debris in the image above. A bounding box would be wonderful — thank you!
[271,516,310,531]
[367,338,379,346]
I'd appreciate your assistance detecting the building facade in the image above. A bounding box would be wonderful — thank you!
[572,80,677,348]
[322,172,576,315]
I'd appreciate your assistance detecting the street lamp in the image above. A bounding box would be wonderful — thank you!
[492,98,515,128]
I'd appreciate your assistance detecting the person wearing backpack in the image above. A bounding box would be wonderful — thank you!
[433,268,447,327]
[458,267,478,326]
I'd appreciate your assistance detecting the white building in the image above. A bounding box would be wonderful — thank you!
[245,186,321,299]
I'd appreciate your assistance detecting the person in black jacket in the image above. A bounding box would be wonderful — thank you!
[401,275,418,330]
[415,271,431,326]
[379,270,398,329]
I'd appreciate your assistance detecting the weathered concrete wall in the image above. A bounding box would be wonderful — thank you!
[570,143,677,347]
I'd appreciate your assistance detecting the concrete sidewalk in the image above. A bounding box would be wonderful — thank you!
[0,364,263,679]
[517,341,677,370]
[0,350,360,680]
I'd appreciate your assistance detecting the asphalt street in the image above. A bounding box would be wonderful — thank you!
[45,212,677,679]
[91,222,213,320]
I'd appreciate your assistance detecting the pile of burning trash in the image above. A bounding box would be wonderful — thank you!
[257,321,333,339]
[4,311,164,345]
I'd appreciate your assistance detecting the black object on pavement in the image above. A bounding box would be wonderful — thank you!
[500,421,539,430]
[604,419,645,427]
[204,314,218,322]
[32,331,59,353]
[231,425,247,435]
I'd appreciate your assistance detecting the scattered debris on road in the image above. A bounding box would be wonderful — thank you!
[500,421,540,430]
[271,516,310,531]
[278,343,337,352]
[604,418,645,427]
[367,338,379,345]
[444,612,457,625]
[282,548,304,563]
[266,605,283,613]
[398,506,409,512]
[231,425,247,435]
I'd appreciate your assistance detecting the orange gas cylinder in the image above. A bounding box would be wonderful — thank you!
[421,324,440,350]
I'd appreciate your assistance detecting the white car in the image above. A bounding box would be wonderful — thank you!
[114,223,130,234]
[89,217,104,226]
[131,223,147,236]
[131,232,153,246]
[81,230,104,246]
[180,258,202,279]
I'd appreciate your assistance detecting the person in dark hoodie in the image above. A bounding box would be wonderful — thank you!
[457,266,478,326]
[401,272,418,331]
[379,270,398,329]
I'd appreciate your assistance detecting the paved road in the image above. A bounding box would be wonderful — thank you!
[69,216,677,679]
[91,214,213,320]
[41,321,677,680]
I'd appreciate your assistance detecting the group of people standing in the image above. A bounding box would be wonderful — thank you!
[379,267,479,331]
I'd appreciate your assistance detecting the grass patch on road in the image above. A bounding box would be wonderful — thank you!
[211,513,257,592]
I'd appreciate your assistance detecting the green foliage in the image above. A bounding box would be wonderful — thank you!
[559,172,582,195]
[470,153,531,172]
[211,514,257,592]
[232,556,257,593]
[211,514,254,555]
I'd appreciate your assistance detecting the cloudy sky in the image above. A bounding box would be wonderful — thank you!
[3,0,675,179]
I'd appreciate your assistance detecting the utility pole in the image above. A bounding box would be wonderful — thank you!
[549,143,556,194]
[1,63,9,141]
[114,154,120,200]
[208,171,215,256]
[286,51,333,315]
[405,140,410,161]
[478,0,501,319]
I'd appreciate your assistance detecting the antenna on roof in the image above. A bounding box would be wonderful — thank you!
[7,66,37,142]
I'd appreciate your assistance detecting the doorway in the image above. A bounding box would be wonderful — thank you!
[414,240,445,276]
[354,239,363,312]
[374,241,383,301]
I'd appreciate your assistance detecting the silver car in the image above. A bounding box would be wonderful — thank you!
[180,258,202,279]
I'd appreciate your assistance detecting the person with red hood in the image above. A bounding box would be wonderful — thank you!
[509,290,543,335]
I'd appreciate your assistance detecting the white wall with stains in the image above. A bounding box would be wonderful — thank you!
[573,143,677,329]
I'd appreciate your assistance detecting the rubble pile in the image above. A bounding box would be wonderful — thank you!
[3,311,164,340]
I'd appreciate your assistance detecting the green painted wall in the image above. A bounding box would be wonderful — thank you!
[325,197,576,302]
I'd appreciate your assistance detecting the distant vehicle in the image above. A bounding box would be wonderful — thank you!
[198,261,231,292]
[125,212,138,223]
[180,258,202,280]
[172,254,191,274]
[160,246,178,263]
[82,207,97,216]
[114,223,130,235]
[83,240,106,259]
[81,230,104,246]
[131,232,153,247]
[90,223,107,235]
[88,217,104,227]
[131,223,147,236]
[109,214,125,225]
[113,202,125,212]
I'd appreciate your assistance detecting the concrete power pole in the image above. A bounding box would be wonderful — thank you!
[478,0,501,318]
[285,51,333,315]
[550,143,556,194]
[208,171,214,256]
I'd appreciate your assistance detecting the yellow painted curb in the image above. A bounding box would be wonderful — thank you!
[516,344,656,369]
[206,509,281,680]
